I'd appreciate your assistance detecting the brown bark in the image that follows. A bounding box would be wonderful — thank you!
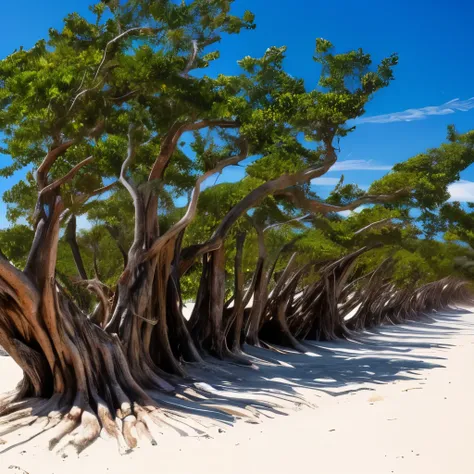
[275,187,410,216]
[244,225,268,346]
[105,136,249,376]
[188,245,227,357]
[225,232,246,353]
[179,139,339,276]
[1,115,471,456]
[65,215,88,281]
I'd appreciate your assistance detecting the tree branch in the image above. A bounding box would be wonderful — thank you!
[120,126,139,201]
[65,215,89,281]
[276,188,410,216]
[148,119,239,182]
[68,78,105,114]
[179,136,340,275]
[94,27,160,80]
[39,156,93,198]
[78,278,112,327]
[180,40,198,79]
[353,218,396,236]
[142,140,249,262]
[75,181,119,207]
[105,224,128,268]
[36,122,104,190]
[263,214,311,233]
[37,140,77,189]
[86,180,118,199]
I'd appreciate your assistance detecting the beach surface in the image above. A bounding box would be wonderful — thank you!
[1,307,473,474]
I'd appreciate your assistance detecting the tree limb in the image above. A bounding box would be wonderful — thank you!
[179,139,340,275]
[83,180,118,200]
[36,122,104,190]
[148,119,239,182]
[120,126,139,201]
[37,140,77,189]
[39,156,93,197]
[180,40,198,79]
[65,215,89,281]
[94,27,160,80]
[353,217,396,236]
[263,214,311,233]
[276,188,410,216]
[142,140,249,262]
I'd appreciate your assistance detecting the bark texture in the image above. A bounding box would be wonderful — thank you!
[1,140,472,454]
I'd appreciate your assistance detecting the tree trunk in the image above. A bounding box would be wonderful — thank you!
[245,226,268,346]
[0,196,182,454]
[188,245,227,358]
[65,215,88,281]
[225,232,246,353]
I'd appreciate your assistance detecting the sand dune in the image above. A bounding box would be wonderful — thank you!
[1,307,474,474]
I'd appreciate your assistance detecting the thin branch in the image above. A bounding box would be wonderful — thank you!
[276,188,410,216]
[263,214,311,233]
[94,27,158,80]
[134,311,159,326]
[67,27,160,114]
[87,180,118,199]
[76,180,119,206]
[353,217,396,236]
[142,140,249,262]
[78,278,111,327]
[66,215,89,281]
[110,89,139,101]
[120,126,138,201]
[37,122,104,190]
[37,140,77,189]
[180,40,198,79]
[105,224,128,268]
[75,69,89,93]
[148,119,239,182]
[77,277,110,291]
[68,78,105,114]
[39,156,93,197]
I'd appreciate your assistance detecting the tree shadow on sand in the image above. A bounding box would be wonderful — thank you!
[181,307,474,417]
[1,308,472,455]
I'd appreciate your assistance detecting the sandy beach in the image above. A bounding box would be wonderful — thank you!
[1,307,473,474]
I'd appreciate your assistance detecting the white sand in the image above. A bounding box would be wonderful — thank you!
[1,307,474,474]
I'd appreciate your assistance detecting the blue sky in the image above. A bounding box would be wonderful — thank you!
[1,0,474,227]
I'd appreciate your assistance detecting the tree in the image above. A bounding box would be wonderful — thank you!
[0,0,259,452]
[0,0,469,454]
[369,126,474,236]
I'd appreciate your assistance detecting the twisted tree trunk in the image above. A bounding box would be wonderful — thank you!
[0,194,178,454]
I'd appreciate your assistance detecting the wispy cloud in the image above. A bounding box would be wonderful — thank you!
[311,177,341,186]
[356,97,474,125]
[448,179,474,202]
[329,159,392,171]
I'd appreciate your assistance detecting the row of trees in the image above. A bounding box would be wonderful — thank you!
[0,0,473,453]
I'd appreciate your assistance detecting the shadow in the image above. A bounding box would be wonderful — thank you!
[181,307,473,415]
[1,307,473,453]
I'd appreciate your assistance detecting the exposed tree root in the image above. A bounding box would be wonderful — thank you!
[1,217,472,456]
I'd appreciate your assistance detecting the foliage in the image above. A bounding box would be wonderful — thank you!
[0,0,471,352]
